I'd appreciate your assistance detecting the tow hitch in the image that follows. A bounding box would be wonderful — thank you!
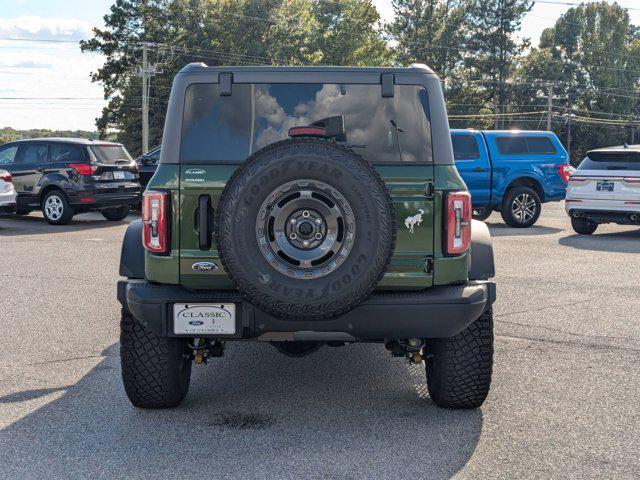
[188,338,225,364]
[385,339,427,364]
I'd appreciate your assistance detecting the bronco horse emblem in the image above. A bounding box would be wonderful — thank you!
[404,209,424,234]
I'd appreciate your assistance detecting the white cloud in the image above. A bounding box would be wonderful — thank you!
[0,16,106,131]
[0,15,93,40]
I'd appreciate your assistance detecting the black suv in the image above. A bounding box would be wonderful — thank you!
[136,145,161,189]
[0,138,140,224]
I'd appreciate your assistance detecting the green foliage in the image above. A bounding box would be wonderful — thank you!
[463,0,533,129]
[81,0,392,156]
[78,0,640,162]
[512,2,640,163]
[0,127,99,146]
[387,1,472,79]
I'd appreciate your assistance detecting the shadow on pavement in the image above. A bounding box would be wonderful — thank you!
[559,229,640,253]
[0,212,139,236]
[487,222,563,237]
[0,387,72,403]
[0,342,483,479]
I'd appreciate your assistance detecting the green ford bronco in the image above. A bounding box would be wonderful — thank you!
[117,64,496,409]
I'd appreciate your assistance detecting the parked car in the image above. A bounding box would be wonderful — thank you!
[117,64,497,410]
[451,129,571,227]
[0,169,17,214]
[136,145,161,189]
[566,144,640,234]
[0,138,140,225]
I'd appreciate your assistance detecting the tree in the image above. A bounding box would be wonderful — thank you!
[312,0,393,66]
[81,0,392,155]
[464,0,532,128]
[387,0,472,81]
[513,2,640,163]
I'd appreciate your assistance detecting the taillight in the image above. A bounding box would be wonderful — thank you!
[569,176,588,183]
[0,172,11,183]
[623,177,640,184]
[69,163,96,175]
[142,190,170,254]
[557,164,571,183]
[445,191,472,256]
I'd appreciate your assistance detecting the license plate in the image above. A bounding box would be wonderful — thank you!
[173,303,236,335]
[113,171,126,180]
[596,181,614,192]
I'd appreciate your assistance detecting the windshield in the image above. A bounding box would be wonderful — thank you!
[91,145,132,164]
[579,151,640,171]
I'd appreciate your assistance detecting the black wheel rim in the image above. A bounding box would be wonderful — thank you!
[256,179,356,279]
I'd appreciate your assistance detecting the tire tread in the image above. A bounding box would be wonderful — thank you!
[120,309,191,408]
[426,308,494,409]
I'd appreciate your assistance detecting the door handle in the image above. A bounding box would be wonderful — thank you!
[473,167,486,172]
[36,168,44,173]
[198,195,213,250]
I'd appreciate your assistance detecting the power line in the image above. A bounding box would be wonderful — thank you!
[534,0,640,11]
[0,37,83,43]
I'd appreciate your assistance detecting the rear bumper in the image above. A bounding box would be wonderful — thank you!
[68,188,140,209]
[566,199,640,224]
[568,208,640,225]
[117,279,496,341]
[0,202,16,213]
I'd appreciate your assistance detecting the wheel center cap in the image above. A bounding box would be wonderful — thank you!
[298,221,314,236]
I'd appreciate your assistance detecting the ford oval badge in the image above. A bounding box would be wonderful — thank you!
[188,320,204,326]
[192,261,217,272]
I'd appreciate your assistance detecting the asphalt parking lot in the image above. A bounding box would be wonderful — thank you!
[0,202,639,479]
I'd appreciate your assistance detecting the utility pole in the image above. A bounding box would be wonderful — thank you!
[142,42,150,153]
[133,42,160,155]
[142,43,149,154]
[630,116,636,144]
[547,82,553,131]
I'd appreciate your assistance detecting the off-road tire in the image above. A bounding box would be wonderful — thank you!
[216,138,396,320]
[41,190,74,225]
[102,205,130,221]
[425,308,494,409]
[120,310,191,408]
[571,216,598,235]
[500,186,541,228]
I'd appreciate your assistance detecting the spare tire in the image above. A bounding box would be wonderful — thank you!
[215,138,396,320]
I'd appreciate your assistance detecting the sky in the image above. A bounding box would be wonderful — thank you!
[1,0,639,132]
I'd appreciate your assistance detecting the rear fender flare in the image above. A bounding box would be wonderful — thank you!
[469,220,495,280]
[119,219,145,279]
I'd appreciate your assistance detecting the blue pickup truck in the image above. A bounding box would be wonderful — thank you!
[451,129,570,227]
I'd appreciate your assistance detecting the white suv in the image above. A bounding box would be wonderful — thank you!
[0,169,17,214]
[565,145,640,234]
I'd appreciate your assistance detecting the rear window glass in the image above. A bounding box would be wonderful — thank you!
[91,145,132,164]
[496,137,528,155]
[526,137,557,154]
[578,151,640,171]
[452,135,480,160]
[50,144,84,163]
[0,145,18,165]
[17,143,48,165]
[180,83,432,164]
[495,136,557,155]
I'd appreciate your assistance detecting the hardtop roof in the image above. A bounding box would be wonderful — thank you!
[587,144,640,155]
[178,63,436,76]
[4,138,122,147]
